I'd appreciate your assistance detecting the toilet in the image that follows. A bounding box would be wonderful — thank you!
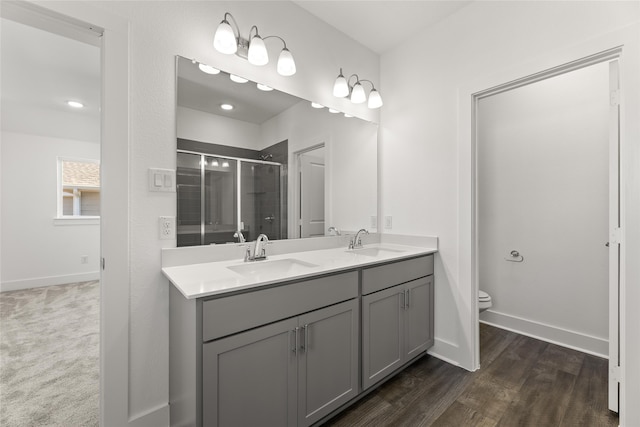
[479,290,492,312]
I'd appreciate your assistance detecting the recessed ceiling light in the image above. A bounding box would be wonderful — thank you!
[328,108,339,114]
[344,113,353,118]
[256,83,273,91]
[198,63,220,75]
[220,103,234,111]
[229,74,248,83]
[66,100,84,108]
[311,102,324,109]
[222,161,230,168]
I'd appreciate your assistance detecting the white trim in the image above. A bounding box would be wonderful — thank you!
[54,217,100,225]
[427,338,462,368]
[128,404,170,427]
[1,271,100,292]
[480,311,609,358]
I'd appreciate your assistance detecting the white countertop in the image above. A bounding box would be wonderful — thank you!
[163,242,437,299]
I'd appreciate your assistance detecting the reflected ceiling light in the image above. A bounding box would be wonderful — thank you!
[211,159,219,167]
[256,83,273,91]
[328,108,339,114]
[229,74,248,83]
[344,113,353,118]
[198,63,220,74]
[66,100,84,108]
[220,103,234,110]
[213,12,296,76]
[222,160,230,168]
[311,102,324,109]
[332,68,383,109]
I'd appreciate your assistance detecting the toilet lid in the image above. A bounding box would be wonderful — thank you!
[479,290,491,301]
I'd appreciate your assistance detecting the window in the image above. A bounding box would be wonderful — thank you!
[58,158,100,218]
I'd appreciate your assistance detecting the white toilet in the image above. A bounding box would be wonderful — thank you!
[479,290,492,312]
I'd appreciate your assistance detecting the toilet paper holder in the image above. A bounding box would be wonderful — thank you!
[505,250,524,262]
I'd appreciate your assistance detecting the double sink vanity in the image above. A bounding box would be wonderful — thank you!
[163,234,437,426]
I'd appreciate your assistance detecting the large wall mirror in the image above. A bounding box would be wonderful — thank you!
[176,55,377,246]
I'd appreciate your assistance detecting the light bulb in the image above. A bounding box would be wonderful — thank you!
[213,19,237,54]
[198,63,220,75]
[248,35,268,66]
[277,48,296,76]
[367,89,383,109]
[333,72,349,98]
[350,82,366,104]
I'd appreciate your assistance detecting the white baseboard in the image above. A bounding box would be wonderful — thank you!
[480,310,608,358]
[128,403,169,427]
[427,337,462,367]
[0,271,100,292]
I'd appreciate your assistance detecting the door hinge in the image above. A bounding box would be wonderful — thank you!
[611,228,623,245]
[102,258,105,270]
[610,365,621,383]
[610,90,620,106]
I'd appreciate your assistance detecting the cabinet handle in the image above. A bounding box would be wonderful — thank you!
[406,288,410,309]
[292,327,299,353]
[302,324,309,352]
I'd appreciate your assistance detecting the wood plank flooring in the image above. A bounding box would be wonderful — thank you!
[324,324,618,427]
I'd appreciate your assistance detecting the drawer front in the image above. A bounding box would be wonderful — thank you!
[362,255,433,295]
[202,271,358,342]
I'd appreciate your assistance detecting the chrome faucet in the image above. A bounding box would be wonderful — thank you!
[245,233,269,262]
[349,229,369,249]
[328,226,341,236]
[234,230,246,243]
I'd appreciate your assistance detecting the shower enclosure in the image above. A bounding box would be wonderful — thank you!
[176,151,286,246]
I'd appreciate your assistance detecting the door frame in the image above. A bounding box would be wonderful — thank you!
[471,50,621,411]
[292,143,326,238]
[1,2,132,426]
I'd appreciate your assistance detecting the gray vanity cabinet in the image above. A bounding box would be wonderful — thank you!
[361,256,434,390]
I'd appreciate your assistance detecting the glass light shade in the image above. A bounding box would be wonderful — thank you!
[229,74,248,83]
[333,75,349,98]
[350,82,366,104]
[256,83,273,91]
[198,63,220,75]
[277,48,296,76]
[367,89,383,109]
[213,20,237,54]
[247,36,268,66]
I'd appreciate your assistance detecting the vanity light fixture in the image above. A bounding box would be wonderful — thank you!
[332,68,383,109]
[213,12,296,76]
[66,100,84,108]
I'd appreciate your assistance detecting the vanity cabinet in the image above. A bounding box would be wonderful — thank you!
[203,298,359,427]
[361,256,434,390]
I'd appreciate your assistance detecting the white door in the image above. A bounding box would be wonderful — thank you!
[299,152,325,237]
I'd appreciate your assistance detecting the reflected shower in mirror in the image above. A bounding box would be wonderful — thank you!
[176,55,377,246]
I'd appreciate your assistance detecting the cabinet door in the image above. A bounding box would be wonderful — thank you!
[404,276,434,360]
[297,299,359,426]
[362,285,404,390]
[203,317,298,427]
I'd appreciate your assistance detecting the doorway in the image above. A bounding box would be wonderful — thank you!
[0,6,102,425]
[475,52,620,413]
[295,145,326,238]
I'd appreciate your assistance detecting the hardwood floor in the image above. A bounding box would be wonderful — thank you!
[324,324,618,427]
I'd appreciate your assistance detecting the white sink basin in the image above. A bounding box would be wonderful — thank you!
[227,258,319,277]
[346,247,406,257]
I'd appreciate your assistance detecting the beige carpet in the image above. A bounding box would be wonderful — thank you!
[0,281,99,426]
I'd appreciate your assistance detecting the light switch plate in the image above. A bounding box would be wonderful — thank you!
[384,216,393,229]
[370,215,377,229]
[148,168,176,192]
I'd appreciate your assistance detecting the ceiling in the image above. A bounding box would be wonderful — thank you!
[293,1,473,54]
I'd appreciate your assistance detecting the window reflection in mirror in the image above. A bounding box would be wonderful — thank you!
[175,55,377,246]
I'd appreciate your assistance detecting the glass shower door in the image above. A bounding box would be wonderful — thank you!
[203,156,238,245]
[176,152,202,246]
[240,161,282,241]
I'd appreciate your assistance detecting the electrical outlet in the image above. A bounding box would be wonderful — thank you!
[159,216,176,240]
[370,215,377,229]
[80,255,88,264]
[384,216,393,230]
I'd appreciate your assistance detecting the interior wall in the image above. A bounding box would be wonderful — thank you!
[0,131,100,291]
[177,106,261,150]
[379,0,639,369]
[33,1,379,423]
[477,62,610,356]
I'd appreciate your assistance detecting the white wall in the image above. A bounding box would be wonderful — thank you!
[177,106,261,150]
[380,1,640,424]
[0,131,100,291]
[477,62,610,356]
[29,1,379,424]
